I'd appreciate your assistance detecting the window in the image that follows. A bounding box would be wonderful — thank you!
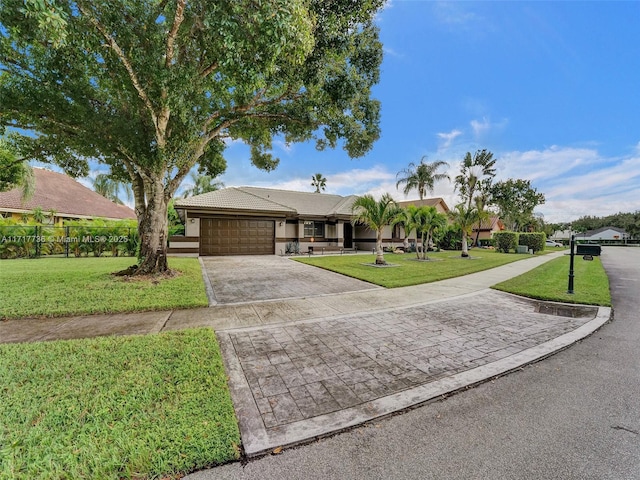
[303,221,324,238]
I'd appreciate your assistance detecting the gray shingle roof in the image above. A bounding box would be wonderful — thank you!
[175,186,358,218]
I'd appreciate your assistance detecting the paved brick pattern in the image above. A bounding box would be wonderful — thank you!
[227,291,592,431]
[201,256,379,304]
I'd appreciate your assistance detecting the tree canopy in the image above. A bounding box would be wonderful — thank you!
[454,149,496,211]
[490,178,545,231]
[311,173,327,193]
[181,172,224,198]
[396,156,449,200]
[0,0,385,273]
[351,193,403,265]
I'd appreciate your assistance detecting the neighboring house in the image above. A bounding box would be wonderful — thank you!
[397,197,450,215]
[551,229,573,242]
[0,168,136,224]
[173,187,451,256]
[471,216,505,242]
[392,197,451,244]
[579,226,628,242]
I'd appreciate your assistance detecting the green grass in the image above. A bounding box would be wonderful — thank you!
[492,254,611,306]
[0,257,209,319]
[0,329,240,480]
[295,249,535,288]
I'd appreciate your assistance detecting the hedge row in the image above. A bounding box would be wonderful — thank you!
[493,231,547,253]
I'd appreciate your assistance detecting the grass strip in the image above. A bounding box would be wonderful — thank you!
[0,257,208,319]
[0,329,240,479]
[295,249,532,288]
[492,254,611,306]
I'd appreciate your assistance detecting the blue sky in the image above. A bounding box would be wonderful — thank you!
[206,1,640,224]
[63,1,640,223]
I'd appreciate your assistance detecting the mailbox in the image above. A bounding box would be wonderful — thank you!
[576,244,601,256]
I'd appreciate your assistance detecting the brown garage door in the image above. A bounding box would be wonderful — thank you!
[200,218,274,255]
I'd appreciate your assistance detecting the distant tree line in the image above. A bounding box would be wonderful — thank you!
[557,211,640,239]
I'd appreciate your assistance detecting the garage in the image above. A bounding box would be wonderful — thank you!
[200,218,275,256]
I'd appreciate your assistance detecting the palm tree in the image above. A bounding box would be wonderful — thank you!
[0,137,34,201]
[472,192,491,247]
[92,173,133,205]
[181,172,224,198]
[449,203,479,258]
[396,156,450,200]
[404,205,447,260]
[351,193,404,265]
[454,149,496,212]
[311,173,327,193]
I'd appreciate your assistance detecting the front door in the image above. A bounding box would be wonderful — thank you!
[343,222,353,248]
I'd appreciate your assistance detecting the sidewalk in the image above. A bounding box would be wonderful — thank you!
[0,252,611,458]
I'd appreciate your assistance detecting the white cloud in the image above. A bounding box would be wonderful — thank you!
[470,117,508,137]
[383,46,403,58]
[436,129,462,149]
[433,2,478,26]
[494,145,640,223]
[470,117,491,136]
[273,139,293,154]
[497,145,601,182]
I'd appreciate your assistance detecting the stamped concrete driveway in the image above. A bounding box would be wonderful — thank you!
[200,255,380,304]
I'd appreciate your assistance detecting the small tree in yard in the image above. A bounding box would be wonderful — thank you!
[448,203,478,258]
[404,205,447,260]
[0,0,385,275]
[352,194,404,265]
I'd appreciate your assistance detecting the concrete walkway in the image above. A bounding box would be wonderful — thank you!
[0,251,612,458]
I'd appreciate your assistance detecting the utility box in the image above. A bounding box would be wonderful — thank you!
[576,244,601,256]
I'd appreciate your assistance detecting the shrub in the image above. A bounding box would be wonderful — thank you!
[519,232,546,253]
[494,231,518,253]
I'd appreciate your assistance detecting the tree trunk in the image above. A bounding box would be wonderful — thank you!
[424,231,431,260]
[375,230,386,265]
[461,232,469,257]
[132,178,170,275]
[420,232,426,260]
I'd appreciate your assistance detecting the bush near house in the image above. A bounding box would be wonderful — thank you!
[0,218,138,259]
[519,232,546,253]
[494,231,518,253]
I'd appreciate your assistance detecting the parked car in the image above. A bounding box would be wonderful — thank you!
[545,240,562,247]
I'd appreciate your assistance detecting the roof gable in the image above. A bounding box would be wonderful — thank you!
[0,168,135,220]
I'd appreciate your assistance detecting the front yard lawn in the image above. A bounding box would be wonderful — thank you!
[492,254,611,306]
[0,329,240,480]
[0,257,209,319]
[295,249,532,288]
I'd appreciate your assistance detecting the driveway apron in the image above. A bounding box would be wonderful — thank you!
[216,288,610,457]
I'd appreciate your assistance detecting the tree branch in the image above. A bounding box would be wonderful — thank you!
[200,62,219,78]
[76,2,160,141]
[165,0,186,68]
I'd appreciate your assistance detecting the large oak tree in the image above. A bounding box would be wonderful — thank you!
[0,0,384,273]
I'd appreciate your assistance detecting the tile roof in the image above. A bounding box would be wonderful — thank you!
[472,216,504,231]
[175,186,359,218]
[0,168,136,220]
[397,197,450,212]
